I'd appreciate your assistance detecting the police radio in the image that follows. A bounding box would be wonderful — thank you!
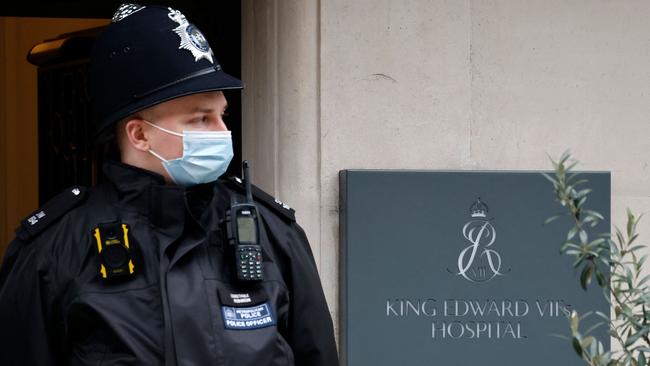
[225,161,263,281]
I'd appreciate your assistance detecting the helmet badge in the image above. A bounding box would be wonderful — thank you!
[168,7,214,64]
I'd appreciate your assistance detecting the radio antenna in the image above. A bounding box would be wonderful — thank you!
[242,160,253,203]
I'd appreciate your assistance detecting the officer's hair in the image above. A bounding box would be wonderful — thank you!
[94,115,135,161]
[115,118,129,155]
[93,124,120,161]
[93,109,155,163]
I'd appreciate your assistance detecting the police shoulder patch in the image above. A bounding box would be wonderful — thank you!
[16,186,87,241]
[226,177,296,223]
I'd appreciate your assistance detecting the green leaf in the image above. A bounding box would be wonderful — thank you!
[627,245,645,253]
[572,337,583,358]
[583,216,599,227]
[544,215,560,225]
[579,230,588,244]
[596,270,607,287]
[559,150,572,165]
[580,265,593,290]
[628,209,636,238]
[584,210,604,220]
[590,238,607,247]
[571,311,580,333]
[561,242,580,250]
[566,160,579,172]
[595,311,609,320]
[573,179,590,187]
[567,172,580,183]
[550,333,571,341]
[625,326,650,347]
[577,196,587,208]
[626,267,634,289]
[583,321,605,336]
[581,335,595,349]
[568,227,579,241]
[638,273,650,286]
[638,351,647,366]
[616,229,625,246]
[576,189,592,198]
[541,172,558,185]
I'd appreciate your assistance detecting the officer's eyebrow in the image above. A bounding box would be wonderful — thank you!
[190,104,228,114]
[191,107,215,114]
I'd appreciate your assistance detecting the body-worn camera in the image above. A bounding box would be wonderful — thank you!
[92,221,135,280]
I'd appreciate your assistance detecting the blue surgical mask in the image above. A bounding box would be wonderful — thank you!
[145,120,233,186]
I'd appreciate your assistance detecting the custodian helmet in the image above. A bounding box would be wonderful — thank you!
[89,3,243,138]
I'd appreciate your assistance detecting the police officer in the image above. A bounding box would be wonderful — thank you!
[0,4,339,365]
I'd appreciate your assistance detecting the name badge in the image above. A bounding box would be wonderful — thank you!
[221,303,276,330]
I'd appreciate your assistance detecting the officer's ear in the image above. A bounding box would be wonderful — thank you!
[122,118,150,152]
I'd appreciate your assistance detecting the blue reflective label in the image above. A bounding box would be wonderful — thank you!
[222,302,276,330]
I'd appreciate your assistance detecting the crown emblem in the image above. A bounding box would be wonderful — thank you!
[469,197,488,218]
[224,308,236,319]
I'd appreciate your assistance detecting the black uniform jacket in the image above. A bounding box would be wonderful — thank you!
[0,161,338,366]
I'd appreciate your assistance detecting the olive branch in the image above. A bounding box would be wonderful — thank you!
[543,151,650,366]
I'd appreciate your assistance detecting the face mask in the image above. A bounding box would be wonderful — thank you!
[144,120,234,186]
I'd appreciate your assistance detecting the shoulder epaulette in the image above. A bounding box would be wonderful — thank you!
[15,186,87,242]
[226,177,296,222]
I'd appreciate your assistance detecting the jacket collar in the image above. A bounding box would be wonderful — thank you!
[103,160,166,190]
[101,161,243,267]
[102,160,185,227]
[101,160,220,228]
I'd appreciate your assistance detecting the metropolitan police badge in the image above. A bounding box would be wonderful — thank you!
[167,7,215,64]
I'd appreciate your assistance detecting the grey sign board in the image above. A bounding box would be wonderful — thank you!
[339,170,610,366]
